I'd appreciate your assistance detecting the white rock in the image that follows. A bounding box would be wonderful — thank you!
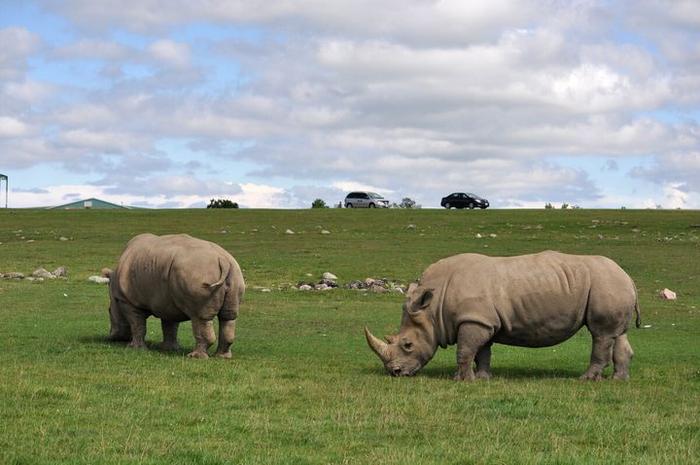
[27,277,44,283]
[53,266,68,277]
[285,229,295,235]
[364,278,376,286]
[32,268,55,279]
[314,283,329,290]
[261,288,271,292]
[88,275,110,284]
[407,224,416,230]
[489,233,497,238]
[320,230,331,235]
[59,237,69,241]
[475,233,482,238]
[298,284,313,291]
[659,288,677,300]
[322,272,338,281]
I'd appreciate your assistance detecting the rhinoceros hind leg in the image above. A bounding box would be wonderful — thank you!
[121,302,147,349]
[612,334,633,380]
[215,318,236,359]
[160,320,180,351]
[474,344,492,380]
[188,318,215,359]
[454,323,494,381]
[580,335,614,381]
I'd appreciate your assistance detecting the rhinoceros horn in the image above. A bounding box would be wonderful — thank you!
[365,326,390,363]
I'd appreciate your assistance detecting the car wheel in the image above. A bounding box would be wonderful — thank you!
[468,203,474,209]
[346,203,353,208]
[445,203,451,209]
[369,203,376,208]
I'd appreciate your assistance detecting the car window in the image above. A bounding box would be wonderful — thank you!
[369,192,383,199]
[362,193,370,199]
[347,192,358,199]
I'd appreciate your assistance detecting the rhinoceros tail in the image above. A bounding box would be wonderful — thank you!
[204,258,230,290]
[633,283,642,328]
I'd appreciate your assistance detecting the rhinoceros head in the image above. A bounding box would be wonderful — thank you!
[365,283,438,376]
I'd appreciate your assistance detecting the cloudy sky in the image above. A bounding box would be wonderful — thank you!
[1,1,699,208]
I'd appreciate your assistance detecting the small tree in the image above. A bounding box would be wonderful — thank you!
[311,198,328,208]
[207,198,239,209]
[545,202,554,209]
[561,203,569,209]
[399,197,417,209]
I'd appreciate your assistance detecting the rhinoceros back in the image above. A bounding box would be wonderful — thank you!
[114,233,234,320]
[428,251,634,348]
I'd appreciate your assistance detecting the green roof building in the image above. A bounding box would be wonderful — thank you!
[51,198,131,210]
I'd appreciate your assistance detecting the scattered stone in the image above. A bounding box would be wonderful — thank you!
[475,233,482,238]
[26,239,35,243]
[251,228,258,232]
[314,283,330,291]
[489,233,497,238]
[364,278,376,287]
[285,229,295,235]
[88,275,110,284]
[370,284,388,293]
[320,230,331,235]
[3,272,24,279]
[261,288,271,293]
[322,272,338,281]
[26,277,44,283]
[59,237,69,241]
[597,234,604,240]
[407,224,416,230]
[32,268,55,279]
[53,266,68,278]
[298,284,313,291]
[642,324,652,329]
[659,288,677,300]
[319,278,338,287]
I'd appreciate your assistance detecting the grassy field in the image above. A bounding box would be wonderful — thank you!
[0,208,698,465]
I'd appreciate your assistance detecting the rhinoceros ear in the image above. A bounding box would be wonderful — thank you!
[418,289,434,308]
[408,288,434,313]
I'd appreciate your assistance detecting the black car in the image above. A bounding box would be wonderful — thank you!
[441,192,489,209]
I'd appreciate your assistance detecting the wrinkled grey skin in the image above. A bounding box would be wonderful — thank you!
[366,251,640,381]
[107,233,245,359]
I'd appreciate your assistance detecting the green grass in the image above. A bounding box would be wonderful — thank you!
[0,208,698,464]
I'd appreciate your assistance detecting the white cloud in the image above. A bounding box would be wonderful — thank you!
[0,27,41,79]
[147,39,191,68]
[0,116,32,137]
[2,1,697,209]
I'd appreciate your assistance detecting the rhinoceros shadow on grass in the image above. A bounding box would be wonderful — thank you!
[79,335,192,357]
[362,363,581,380]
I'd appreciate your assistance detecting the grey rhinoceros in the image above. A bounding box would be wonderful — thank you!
[365,251,640,381]
[106,233,245,359]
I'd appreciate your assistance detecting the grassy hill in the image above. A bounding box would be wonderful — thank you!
[0,208,698,464]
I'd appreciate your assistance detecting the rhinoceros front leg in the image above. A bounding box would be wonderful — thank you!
[188,318,215,359]
[454,323,494,381]
[160,320,180,351]
[580,335,614,381]
[214,318,236,359]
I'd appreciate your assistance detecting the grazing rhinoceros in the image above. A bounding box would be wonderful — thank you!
[365,251,640,381]
[106,233,244,359]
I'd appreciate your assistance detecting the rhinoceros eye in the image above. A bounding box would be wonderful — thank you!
[402,340,414,352]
